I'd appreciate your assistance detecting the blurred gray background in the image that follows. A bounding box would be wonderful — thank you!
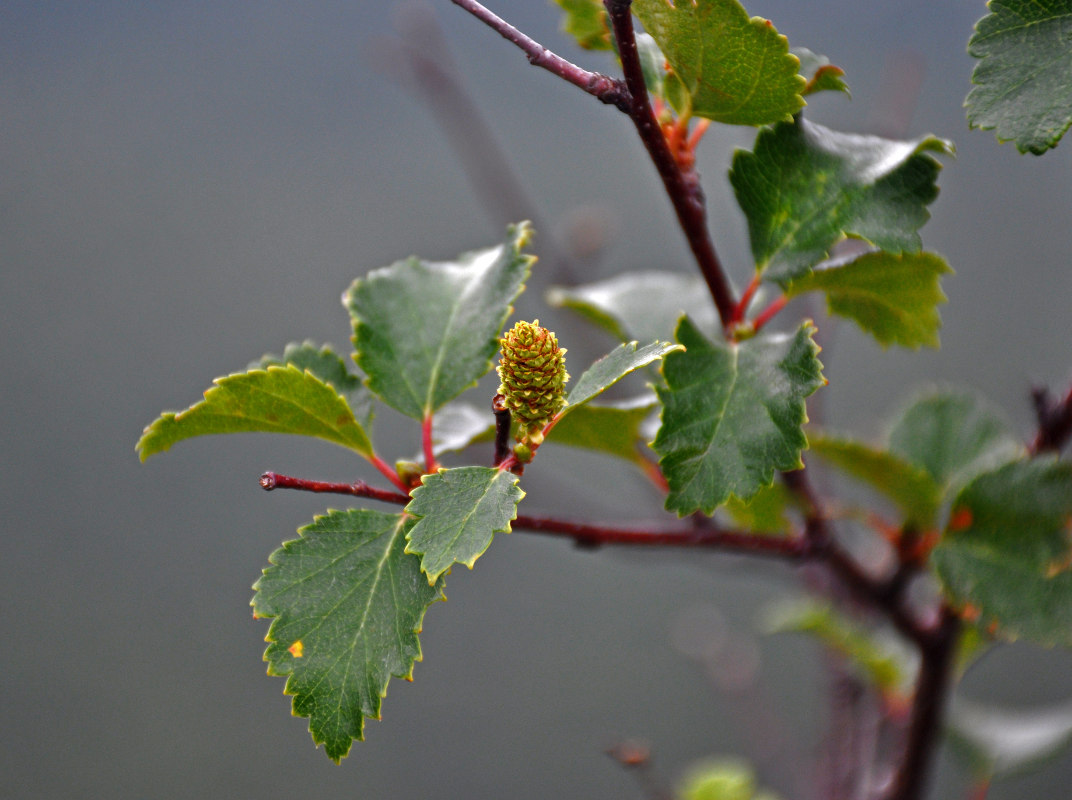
[3,1,1072,798]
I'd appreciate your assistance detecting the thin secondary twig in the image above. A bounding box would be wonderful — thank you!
[450,0,628,107]
[603,0,737,327]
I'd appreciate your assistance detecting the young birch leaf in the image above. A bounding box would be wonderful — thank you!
[405,466,524,583]
[255,340,373,430]
[562,340,683,414]
[632,0,805,125]
[654,318,825,516]
[346,223,533,420]
[932,458,1072,646]
[784,251,952,349]
[546,396,657,466]
[136,365,373,461]
[794,48,850,97]
[809,435,942,527]
[729,118,953,283]
[548,271,718,344]
[252,510,444,762]
[966,0,1072,154]
[553,0,612,51]
[887,390,1023,493]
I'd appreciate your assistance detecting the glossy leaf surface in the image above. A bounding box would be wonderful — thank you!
[563,340,683,414]
[548,270,718,344]
[654,318,825,515]
[405,466,524,582]
[730,118,952,283]
[785,251,951,348]
[966,0,1072,154]
[632,0,805,125]
[137,365,372,460]
[252,510,444,762]
[949,696,1072,778]
[933,458,1072,646]
[346,223,532,419]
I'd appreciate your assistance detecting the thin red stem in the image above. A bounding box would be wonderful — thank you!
[422,415,440,473]
[750,294,789,333]
[731,274,761,325]
[369,453,411,494]
[260,472,410,505]
[450,0,628,107]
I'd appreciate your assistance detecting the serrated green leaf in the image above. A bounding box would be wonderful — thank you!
[405,466,524,582]
[546,395,657,465]
[563,340,683,413]
[933,458,1072,646]
[136,365,373,461]
[653,318,825,515]
[255,340,373,430]
[809,435,942,527]
[794,48,850,97]
[784,251,951,349]
[948,696,1072,779]
[346,223,533,420]
[252,510,444,762]
[729,118,953,283]
[966,0,1072,154]
[553,0,612,51]
[765,599,915,696]
[887,390,1023,493]
[548,270,719,344]
[632,0,805,125]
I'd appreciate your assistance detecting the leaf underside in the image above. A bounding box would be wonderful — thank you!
[136,364,372,461]
[347,223,532,420]
[966,0,1072,154]
[654,317,825,515]
[253,510,444,761]
[564,340,683,413]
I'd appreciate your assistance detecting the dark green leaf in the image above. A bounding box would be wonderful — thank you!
[933,458,1072,646]
[548,270,718,344]
[966,0,1072,154]
[553,0,612,50]
[255,340,373,429]
[563,340,683,413]
[730,118,953,283]
[785,251,951,349]
[887,390,1023,492]
[654,318,825,515]
[346,223,533,420]
[546,395,657,465]
[405,466,524,582]
[252,510,444,762]
[809,435,942,527]
[632,0,805,125]
[136,365,373,461]
[793,48,850,97]
[949,696,1072,779]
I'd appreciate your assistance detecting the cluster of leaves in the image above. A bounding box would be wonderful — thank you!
[137,0,1072,783]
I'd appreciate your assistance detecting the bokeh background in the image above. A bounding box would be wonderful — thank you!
[4,1,1072,798]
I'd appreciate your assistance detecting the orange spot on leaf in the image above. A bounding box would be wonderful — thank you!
[960,603,981,623]
[947,507,973,532]
[288,640,304,658]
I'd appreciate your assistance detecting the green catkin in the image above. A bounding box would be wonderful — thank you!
[497,320,569,448]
